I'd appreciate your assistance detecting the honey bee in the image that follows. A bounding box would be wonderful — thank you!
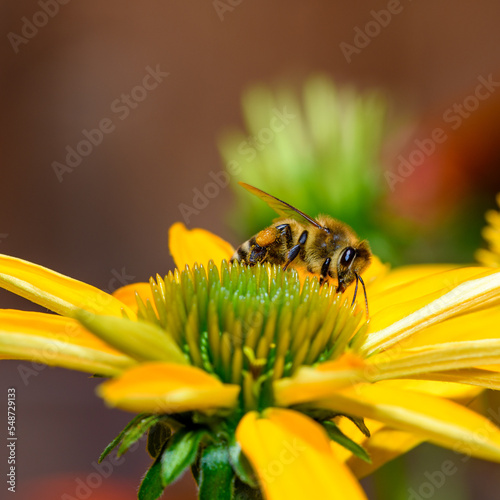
[230,183,371,314]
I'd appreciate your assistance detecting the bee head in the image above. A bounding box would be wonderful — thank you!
[336,240,371,293]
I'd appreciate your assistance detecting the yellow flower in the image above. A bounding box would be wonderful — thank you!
[2,222,500,500]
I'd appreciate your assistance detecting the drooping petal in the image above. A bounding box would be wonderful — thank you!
[358,269,500,355]
[168,223,234,270]
[236,408,367,500]
[0,254,135,318]
[315,383,500,462]
[0,310,135,375]
[97,362,240,413]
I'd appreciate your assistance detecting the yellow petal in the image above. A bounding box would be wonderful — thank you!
[0,310,135,375]
[360,269,500,355]
[98,362,240,413]
[339,383,494,477]
[366,378,482,400]
[370,266,495,319]
[236,408,367,500]
[0,254,135,319]
[362,256,390,287]
[404,368,500,391]
[368,339,500,382]
[168,223,234,269]
[112,282,154,312]
[401,307,500,348]
[315,384,500,462]
[274,354,366,407]
[367,263,461,296]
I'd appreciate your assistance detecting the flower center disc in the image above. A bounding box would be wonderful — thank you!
[137,261,364,412]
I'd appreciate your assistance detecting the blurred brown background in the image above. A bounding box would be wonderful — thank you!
[1,1,500,499]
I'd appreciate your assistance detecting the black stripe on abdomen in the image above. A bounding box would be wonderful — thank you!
[231,240,251,262]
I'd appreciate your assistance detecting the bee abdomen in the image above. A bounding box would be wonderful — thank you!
[231,226,282,265]
[231,239,252,263]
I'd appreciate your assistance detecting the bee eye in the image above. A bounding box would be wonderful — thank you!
[340,247,356,267]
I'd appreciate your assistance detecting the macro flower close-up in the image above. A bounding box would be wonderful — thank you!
[2,219,500,499]
[4,3,500,499]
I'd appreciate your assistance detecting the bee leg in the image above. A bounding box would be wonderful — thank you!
[248,226,282,264]
[319,257,331,286]
[249,243,268,264]
[255,226,280,247]
[283,230,308,271]
[275,223,293,248]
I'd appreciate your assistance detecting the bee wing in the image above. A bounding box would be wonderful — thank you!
[239,182,325,230]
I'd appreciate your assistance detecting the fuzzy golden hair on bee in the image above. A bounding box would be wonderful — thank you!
[230,183,371,317]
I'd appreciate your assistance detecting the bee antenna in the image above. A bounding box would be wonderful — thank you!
[354,272,369,319]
